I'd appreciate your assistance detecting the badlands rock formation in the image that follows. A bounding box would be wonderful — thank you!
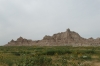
[5,28,100,46]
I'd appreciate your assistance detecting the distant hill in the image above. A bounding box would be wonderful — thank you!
[5,28,100,46]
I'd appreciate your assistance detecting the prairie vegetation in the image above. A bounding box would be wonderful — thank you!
[0,46,100,66]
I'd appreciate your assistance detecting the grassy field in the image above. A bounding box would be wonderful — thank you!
[0,46,100,66]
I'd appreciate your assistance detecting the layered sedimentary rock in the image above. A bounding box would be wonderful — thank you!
[5,28,100,46]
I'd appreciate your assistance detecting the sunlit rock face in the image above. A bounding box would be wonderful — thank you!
[5,28,100,46]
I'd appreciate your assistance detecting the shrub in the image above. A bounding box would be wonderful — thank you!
[16,56,52,66]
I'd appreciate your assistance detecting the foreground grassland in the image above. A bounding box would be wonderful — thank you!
[0,46,100,66]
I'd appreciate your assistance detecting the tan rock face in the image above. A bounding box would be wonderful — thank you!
[5,28,100,46]
[6,37,33,46]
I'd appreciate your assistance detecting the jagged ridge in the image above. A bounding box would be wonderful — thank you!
[5,28,100,46]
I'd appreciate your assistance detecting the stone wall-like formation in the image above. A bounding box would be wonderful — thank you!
[5,28,100,46]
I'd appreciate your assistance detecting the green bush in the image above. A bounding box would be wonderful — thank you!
[12,51,31,56]
[16,56,52,66]
[43,49,72,55]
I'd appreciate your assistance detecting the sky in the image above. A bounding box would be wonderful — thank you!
[0,0,100,45]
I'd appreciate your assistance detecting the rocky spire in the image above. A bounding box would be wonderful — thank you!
[17,36,23,41]
[11,39,14,42]
[66,28,70,32]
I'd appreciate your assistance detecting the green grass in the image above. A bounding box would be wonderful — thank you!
[0,46,100,66]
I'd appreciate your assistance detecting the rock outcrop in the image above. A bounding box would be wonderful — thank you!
[7,37,33,46]
[5,28,100,46]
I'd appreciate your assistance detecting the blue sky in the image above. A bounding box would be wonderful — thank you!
[0,0,100,45]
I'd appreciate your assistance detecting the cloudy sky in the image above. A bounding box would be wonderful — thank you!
[0,0,100,45]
